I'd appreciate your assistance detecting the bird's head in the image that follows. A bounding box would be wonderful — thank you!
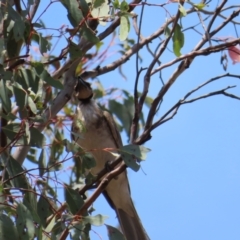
[75,77,93,101]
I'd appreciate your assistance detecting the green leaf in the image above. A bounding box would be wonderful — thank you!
[16,203,35,240]
[7,5,25,41]
[0,112,16,121]
[6,156,29,189]
[1,122,16,142]
[25,121,30,144]
[113,0,119,9]
[172,23,184,57]
[120,0,129,11]
[119,145,150,171]
[119,15,130,41]
[0,38,4,65]
[40,69,63,89]
[12,82,27,112]
[38,149,46,177]
[19,68,40,93]
[93,0,105,9]
[69,40,83,60]
[164,26,171,38]
[32,62,44,76]
[60,0,84,27]
[78,0,89,16]
[80,24,99,43]
[120,151,140,172]
[179,4,187,16]
[194,2,207,10]
[29,127,45,147]
[27,95,37,114]
[106,224,126,240]
[37,194,53,227]
[90,0,110,25]
[0,213,18,240]
[64,185,85,214]
[120,144,150,160]
[38,33,51,54]
[81,152,96,170]
[43,216,56,240]
[0,80,11,112]
[0,184,6,211]
[0,66,13,80]
[83,214,108,226]
[33,63,63,89]
[23,191,41,225]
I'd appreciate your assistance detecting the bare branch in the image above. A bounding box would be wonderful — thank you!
[134,73,240,144]
[151,38,240,75]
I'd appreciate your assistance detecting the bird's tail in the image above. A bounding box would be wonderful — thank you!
[116,201,150,240]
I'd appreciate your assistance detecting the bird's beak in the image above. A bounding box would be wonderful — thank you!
[75,77,93,101]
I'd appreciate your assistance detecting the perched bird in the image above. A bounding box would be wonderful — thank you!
[72,77,150,240]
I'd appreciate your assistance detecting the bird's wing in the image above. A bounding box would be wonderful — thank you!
[103,110,123,148]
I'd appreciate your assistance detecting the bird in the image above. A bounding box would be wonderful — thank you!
[71,77,150,240]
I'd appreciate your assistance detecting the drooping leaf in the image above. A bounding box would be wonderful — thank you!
[0,80,11,112]
[0,112,16,121]
[120,150,140,172]
[83,214,108,226]
[0,66,13,80]
[33,63,63,89]
[90,0,110,25]
[120,144,150,160]
[27,95,37,114]
[119,15,130,41]
[38,149,46,177]
[37,194,53,227]
[12,82,27,111]
[48,130,64,171]
[80,24,99,43]
[164,26,171,38]
[60,0,84,27]
[2,123,24,145]
[179,4,187,16]
[64,185,85,214]
[6,155,29,190]
[16,203,35,240]
[23,191,41,225]
[106,224,126,240]
[69,40,83,60]
[43,216,56,240]
[40,69,63,89]
[82,152,96,170]
[7,5,25,41]
[78,0,89,16]
[25,121,30,144]
[120,0,129,11]
[37,33,51,55]
[194,2,206,10]
[119,145,151,171]
[172,23,184,56]
[0,213,18,240]
[113,0,120,9]
[29,127,45,148]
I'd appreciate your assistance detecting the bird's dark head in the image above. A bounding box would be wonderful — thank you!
[75,77,93,102]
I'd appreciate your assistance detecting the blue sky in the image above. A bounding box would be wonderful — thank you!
[30,1,240,239]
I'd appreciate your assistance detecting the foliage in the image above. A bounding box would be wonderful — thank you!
[0,0,240,239]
